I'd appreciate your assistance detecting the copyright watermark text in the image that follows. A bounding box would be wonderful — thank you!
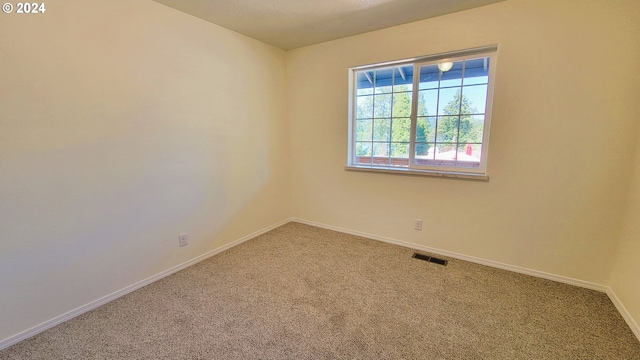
[2,3,46,14]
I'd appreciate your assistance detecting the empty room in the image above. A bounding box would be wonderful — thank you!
[1,0,640,358]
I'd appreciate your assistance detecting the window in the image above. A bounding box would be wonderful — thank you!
[347,46,497,178]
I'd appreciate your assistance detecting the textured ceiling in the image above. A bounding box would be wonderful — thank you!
[152,0,506,50]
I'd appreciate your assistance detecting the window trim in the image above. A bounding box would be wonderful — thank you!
[347,45,498,179]
[344,165,490,180]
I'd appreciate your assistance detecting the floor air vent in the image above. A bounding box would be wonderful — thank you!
[412,253,448,266]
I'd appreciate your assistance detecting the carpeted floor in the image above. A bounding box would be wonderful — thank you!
[2,222,639,359]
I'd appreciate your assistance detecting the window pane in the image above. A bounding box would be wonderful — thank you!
[374,67,393,94]
[392,92,412,118]
[393,65,413,92]
[373,94,392,118]
[373,119,391,142]
[426,117,436,142]
[438,87,461,116]
[356,95,373,119]
[415,117,434,144]
[464,57,489,85]
[390,143,410,159]
[373,142,390,158]
[415,117,427,145]
[355,142,372,157]
[439,61,463,87]
[356,158,372,165]
[356,71,374,96]
[456,143,482,166]
[355,154,372,165]
[461,85,488,114]
[391,118,411,142]
[418,89,438,116]
[436,116,459,142]
[356,120,373,141]
[390,159,409,167]
[435,143,457,161]
[415,143,432,159]
[415,143,434,162]
[415,143,460,166]
[418,65,439,90]
[458,115,484,143]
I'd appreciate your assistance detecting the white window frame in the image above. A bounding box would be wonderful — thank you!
[346,46,497,179]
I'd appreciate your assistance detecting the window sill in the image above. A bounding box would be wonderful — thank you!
[345,165,489,181]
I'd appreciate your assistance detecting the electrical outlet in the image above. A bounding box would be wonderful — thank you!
[178,233,188,247]
[414,219,423,231]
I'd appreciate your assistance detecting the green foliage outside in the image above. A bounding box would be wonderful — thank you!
[437,90,484,152]
[355,82,484,158]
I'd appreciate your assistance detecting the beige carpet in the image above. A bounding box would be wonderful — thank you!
[1,222,639,359]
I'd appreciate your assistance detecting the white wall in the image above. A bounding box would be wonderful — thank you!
[0,0,289,342]
[610,128,640,335]
[287,0,640,285]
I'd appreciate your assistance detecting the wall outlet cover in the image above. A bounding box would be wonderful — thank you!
[178,233,188,247]
[414,220,423,231]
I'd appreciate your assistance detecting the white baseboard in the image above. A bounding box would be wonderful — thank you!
[4,217,638,350]
[292,218,640,341]
[606,287,640,341]
[0,218,291,351]
[291,218,608,292]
